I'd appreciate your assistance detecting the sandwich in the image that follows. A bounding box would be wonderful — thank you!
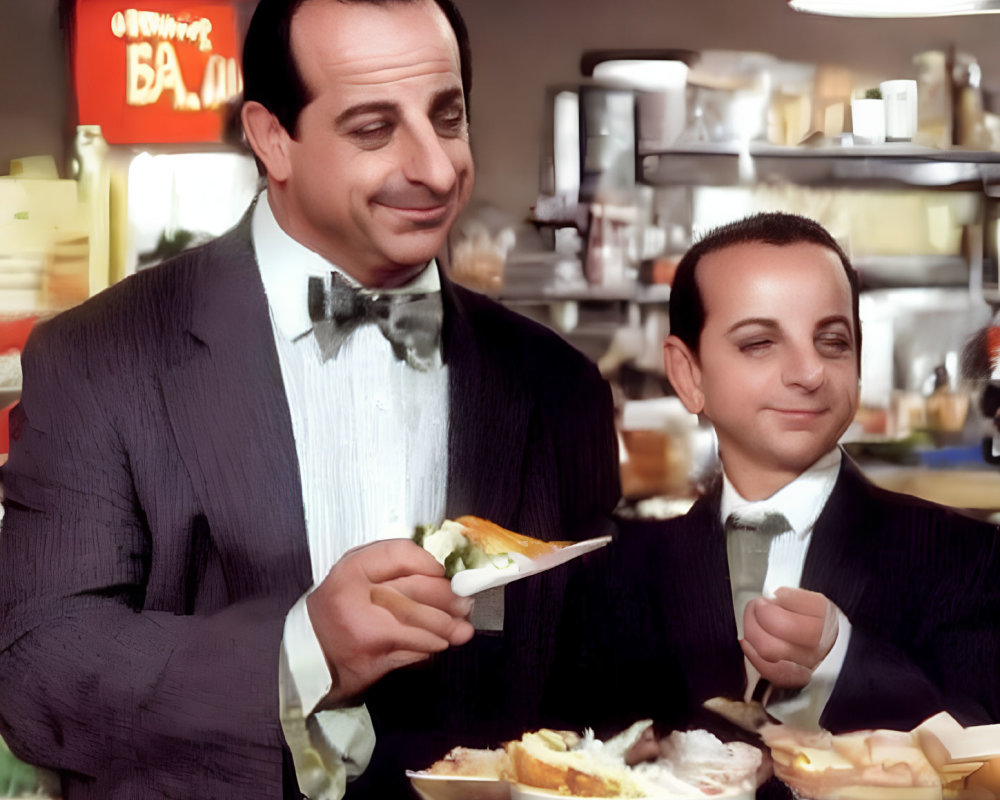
[507,727,648,797]
[414,516,569,578]
[761,724,943,800]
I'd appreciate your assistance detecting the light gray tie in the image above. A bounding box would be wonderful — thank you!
[725,511,792,638]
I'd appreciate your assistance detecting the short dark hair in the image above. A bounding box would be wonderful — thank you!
[669,212,861,360]
[242,0,472,138]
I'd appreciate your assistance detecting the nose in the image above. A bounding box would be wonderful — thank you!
[782,343,825,391]
[400,122,458,197]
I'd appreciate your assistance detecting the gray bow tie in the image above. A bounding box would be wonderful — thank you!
[307,273,442,371]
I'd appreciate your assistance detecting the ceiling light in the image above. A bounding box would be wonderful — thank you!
[788,0,1000,16]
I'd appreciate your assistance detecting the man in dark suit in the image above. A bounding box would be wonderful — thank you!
[550,213,1000,747]
[0,1,619,798]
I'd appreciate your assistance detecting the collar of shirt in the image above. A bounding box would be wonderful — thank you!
[251,189,442,341]
[719,447,842,538]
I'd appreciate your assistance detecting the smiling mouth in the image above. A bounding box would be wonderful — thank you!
[377,202,452,228]
[772,408,828,420]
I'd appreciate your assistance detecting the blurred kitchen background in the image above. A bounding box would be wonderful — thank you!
[3,0,1000,527]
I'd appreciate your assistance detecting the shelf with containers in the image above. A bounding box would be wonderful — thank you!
[634,140,1000,305]
[636,139,1000,461]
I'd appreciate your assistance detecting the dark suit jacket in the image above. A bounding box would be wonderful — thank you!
[0,217,620,799]
[548,454,1000,743]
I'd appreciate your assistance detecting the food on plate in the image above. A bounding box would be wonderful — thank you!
[414,516,570,578]
[760,713,1000,800]
[425,746,513,780]
[649,729,765,795]
[761,723,943,800]
[915,711,1000,798]
[507,727,645,797]
[966,757,1000,797]
[418,721,763,798]
[702,696,773,734]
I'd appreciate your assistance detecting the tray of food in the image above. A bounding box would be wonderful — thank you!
[408,710,1000,800]
[759,712,1000,800]
[407,720,764,800]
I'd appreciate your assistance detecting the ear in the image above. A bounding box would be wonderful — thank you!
[664,334,705,415]
[241,101,293,182]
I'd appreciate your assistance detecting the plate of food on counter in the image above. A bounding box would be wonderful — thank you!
[406,719,765,800]
[407,710,1000,800]
[759,711,1000,800]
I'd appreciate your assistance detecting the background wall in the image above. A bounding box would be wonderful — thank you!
[3,0,1000,220]
[0,0,69,176]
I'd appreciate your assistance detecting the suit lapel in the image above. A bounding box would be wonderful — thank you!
[800,454,871,617]
[675,488,748,698]
[160,222,311,600]
[440,274,531,528]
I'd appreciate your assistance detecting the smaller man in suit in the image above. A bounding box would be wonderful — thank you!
[549,212,1000,746]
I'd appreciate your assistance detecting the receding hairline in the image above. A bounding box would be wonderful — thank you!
[696,238,855,306]
[693,238,860,357]
[288,0,463,111]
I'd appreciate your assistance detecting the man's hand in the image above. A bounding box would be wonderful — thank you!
[307,539,475,705]
[740,587,839,689]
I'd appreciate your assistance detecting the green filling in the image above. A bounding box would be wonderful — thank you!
[415,522,514,578]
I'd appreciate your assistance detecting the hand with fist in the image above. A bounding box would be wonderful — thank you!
[740,587,840,689]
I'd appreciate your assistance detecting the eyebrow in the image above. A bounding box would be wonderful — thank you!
[335,101,398,128]
[428,86,465,116]
[726,317,779,336]
[725,315,853,336]
[815,315,853,333]
[334,87,465,129]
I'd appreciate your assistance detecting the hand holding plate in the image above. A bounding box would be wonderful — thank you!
[307,539,475,705]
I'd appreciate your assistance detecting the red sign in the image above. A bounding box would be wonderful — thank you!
[73,1,243,144]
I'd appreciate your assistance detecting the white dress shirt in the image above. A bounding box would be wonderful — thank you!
[720,447,852,729]
[251,192,450,799]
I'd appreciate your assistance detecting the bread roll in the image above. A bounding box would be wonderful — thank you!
[507,730,646,798]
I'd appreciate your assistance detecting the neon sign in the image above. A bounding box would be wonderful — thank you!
[74,1,243,144]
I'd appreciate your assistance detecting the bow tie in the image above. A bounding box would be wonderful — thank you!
[307,272,443,371]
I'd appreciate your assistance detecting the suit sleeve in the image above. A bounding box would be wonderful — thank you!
[822,509,1000,731]
[525,349,621,541]
[0,325,290,797]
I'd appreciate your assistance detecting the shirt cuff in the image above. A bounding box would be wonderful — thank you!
[283,590,334,714]
[280,593,377,797]
[767,607,852,730]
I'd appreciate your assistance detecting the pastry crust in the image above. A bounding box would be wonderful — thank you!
[453,515,570,559]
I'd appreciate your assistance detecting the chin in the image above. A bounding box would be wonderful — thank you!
[385,241,448,270]
[776,447,837,476]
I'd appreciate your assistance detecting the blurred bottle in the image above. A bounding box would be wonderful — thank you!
[69,124,111,296]
[951,51,991,150]
[925,364,970,434]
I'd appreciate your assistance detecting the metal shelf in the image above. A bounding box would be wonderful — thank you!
[496,283,670,305]
[640,142,1000,194]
